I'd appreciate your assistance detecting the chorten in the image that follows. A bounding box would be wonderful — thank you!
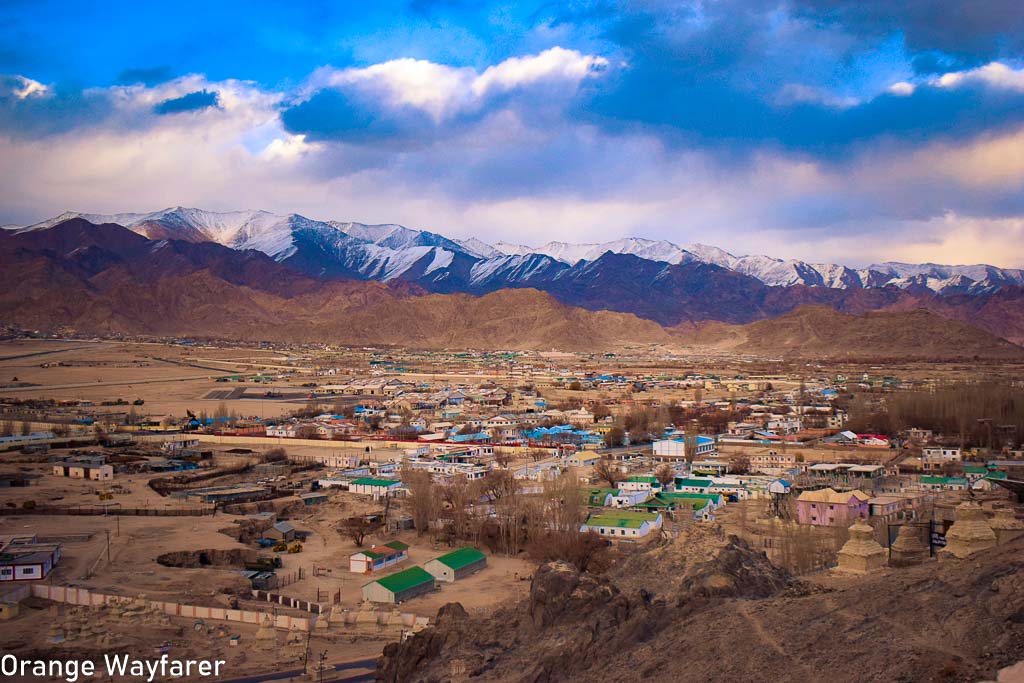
[941,501,996,558]
[836,520,887,573]
[990,506,1024,545]
[889,524,929,567]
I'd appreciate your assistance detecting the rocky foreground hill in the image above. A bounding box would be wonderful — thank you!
[376,527,1024,683]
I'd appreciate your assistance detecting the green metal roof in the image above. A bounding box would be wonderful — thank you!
[350,477,400,488]
[584,510,659,528]
[628,476,659,483]
[367,566,434,594]
[662,492,723,502]
[920,476,968,485]
[584,515,646,529]
[431,546,486,570]
[385,540,410,551]
[673,478,711,488]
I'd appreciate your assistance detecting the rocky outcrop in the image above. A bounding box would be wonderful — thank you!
[375,525,1024,683]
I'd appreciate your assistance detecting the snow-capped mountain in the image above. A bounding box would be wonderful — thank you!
[18,207,1024,296]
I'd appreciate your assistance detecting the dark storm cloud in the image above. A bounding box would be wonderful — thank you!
[153,89,220,115]
[790,0,1024,67]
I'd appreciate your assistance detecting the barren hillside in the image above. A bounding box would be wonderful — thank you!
[377,526,1024,683]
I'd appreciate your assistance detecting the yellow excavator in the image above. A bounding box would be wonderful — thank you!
[287,542,303,554]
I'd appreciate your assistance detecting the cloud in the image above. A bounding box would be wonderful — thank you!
[284,47,608,143]
[2,1,1024,270]
[153,89,220,114]
[789,0,1024,68]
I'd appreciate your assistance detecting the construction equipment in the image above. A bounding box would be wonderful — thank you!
[287,542,303,554]
[97,491,113,500]
[272,542,289,553]
[244,556,282,572]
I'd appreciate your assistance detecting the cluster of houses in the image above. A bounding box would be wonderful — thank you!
[580,469,755,541]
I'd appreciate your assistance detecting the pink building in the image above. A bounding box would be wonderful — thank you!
[796,488,869,526]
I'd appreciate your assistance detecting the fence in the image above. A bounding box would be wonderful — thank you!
[30,584,313,631]
[3,505,215,517]
[251,589,326,614]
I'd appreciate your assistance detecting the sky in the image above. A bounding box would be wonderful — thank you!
[2,0,1024,267]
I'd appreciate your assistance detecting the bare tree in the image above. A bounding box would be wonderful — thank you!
[603,426,625,448]
[593,458,622,487]
[402,466,437,537]
[729,455,751,474]
[654,463,675,488]
[340,516,381,547]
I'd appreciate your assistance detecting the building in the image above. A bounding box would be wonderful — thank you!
[298,491,329,506]
[348,477,402,497]
[51,460,113,481]
[922,446,961,462]
[918,476,968,492]
[750,450,797,472]
[796,488,870,526]
[264,521,297,542]
[580,510,663,541]
[568,452,601,468]
[349,541,410,574]
[0,537,61,582]
[424,546,487,582]
[362,565,436,604]
[673,477,712,494]
[652,435,717,462]
[867,496,912,523]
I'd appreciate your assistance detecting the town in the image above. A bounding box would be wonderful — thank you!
[0,337,1021,680]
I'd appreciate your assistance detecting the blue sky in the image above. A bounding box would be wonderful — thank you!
[2,0,1024,266]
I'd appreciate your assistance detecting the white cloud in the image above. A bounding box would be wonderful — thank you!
[471,47,607,97]
[1,75,48,99]
[303,47,608,122]
[935,61,1024,92]
[887,81,915,96]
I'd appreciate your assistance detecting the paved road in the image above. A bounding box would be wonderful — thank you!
[0,374,225,393]
[0,343,104,362]
[219,658,377,683]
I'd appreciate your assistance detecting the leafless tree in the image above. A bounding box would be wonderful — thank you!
[654,463,675,487]
[340,516,381,547]
[593,458,622,487]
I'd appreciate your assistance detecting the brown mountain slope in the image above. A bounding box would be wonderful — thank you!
[675,305,1024,359]
[1,220,1021,355]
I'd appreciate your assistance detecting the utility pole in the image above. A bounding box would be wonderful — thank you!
[105,529,110,564]
[318,651,328,683]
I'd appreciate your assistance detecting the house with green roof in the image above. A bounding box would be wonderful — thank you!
[580,510,662,541]
[620,475,663,493]
[349,540,411,574]
[673,477,713,493]
[661,491,726,509]
[637,494,717,520]
[349,477,402,497]
[362,565,436,604]
[424,546,487,582]
[971,470,1008,492]
[585,488,620,507]
[919,476,968,492]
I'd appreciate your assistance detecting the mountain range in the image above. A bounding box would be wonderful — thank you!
[3,208,1024,353]
[15,207,1024,295]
